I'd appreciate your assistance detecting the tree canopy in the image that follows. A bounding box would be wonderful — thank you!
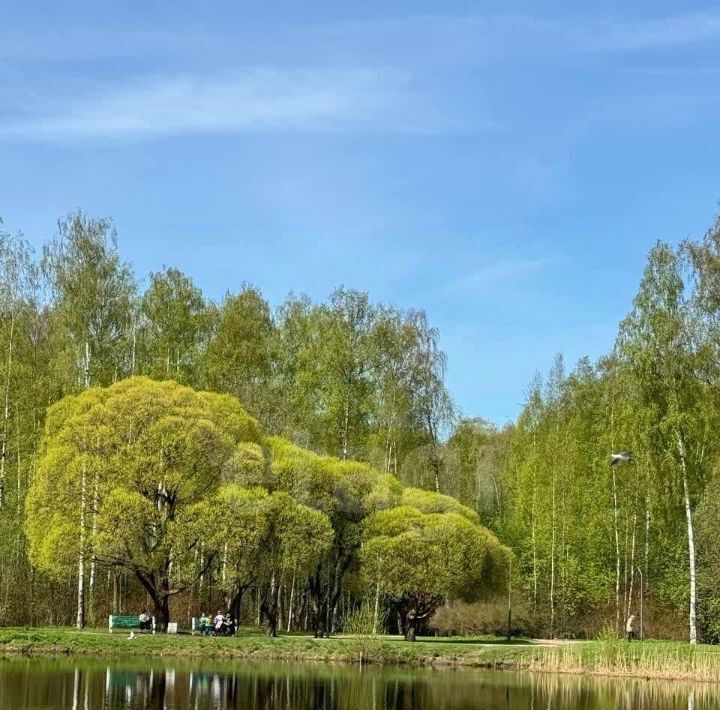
[26,377,262,629]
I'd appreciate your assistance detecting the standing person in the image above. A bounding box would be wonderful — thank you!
[626,614,636,641]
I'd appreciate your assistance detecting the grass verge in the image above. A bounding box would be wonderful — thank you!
[1,628,719,681]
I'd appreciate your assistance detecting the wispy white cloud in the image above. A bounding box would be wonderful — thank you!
[0,67,454,141]
[446,256,564,294]
[581,11,720,52]
[316,10,720,64]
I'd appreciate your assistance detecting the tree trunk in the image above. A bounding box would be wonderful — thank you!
[341,398,350,460]
[287,565,296,631]
[677,429,697,644]
[0,314,14,511]
[154,594,170,632]
[88,469,99,625]
[131,317,137,375]
[612,466,621,636]
[372,581,381,635]
[75,464,86,629]
[112,572,119,616]
[530,438,538,611]
[644,497,651,607]
[134,570,170,631]
[404,610,417,641]
[227,585,248,624]
[261,601,278,637]
[627,511,637,621]
[83,340,90,389]
[549,462,556,638]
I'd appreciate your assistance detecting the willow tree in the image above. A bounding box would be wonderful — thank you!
[268,436,402,637]
[362,505,509,640]
[255,491,333,636]
[26,377,263,630]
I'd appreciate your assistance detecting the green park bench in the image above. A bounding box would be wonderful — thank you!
[108,615,155,633]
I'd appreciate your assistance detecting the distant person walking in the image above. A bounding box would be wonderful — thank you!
[626,614,636,641]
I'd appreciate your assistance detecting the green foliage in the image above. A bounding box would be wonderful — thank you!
[26,377,261,626]
[362,504,510,639]
[400,487,480,524]
[203,286,275,423]
[140,267,209,383]
[9,205,720,646]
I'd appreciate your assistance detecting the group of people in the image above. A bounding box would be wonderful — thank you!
[198,611,236,637]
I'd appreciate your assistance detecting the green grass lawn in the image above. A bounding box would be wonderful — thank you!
[1,627,718,681]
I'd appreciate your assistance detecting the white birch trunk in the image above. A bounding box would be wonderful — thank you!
[373,580,381,635]
[76,342,90,629]
[131,317,137,375]
[76,464,86,629]
[287,564,296,631]
[84,340,90,389]
[531,476,538,611]
[341,398,350,460]
[627,512,637,620]
[550,463,556,638]
[612,467,621,636]
[0,314,14,511]
[15,404,21,516]
[677,430,697,644]
[88,468,98,624]
[644,499,650,598]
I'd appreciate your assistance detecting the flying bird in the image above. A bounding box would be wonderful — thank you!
[610,452,632,466]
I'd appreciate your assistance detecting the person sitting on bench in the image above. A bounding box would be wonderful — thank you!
[213,610,225,635]
[138,609,152,631]
[223,613,235,637]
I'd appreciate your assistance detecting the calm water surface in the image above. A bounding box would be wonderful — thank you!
[0,657,717,709]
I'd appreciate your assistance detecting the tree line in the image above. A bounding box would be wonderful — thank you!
[481,212,720,644]
[5,208,720,643]
[25,376,507,638]
[0,210,475,633]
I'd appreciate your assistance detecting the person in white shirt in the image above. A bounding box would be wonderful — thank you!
[626,614,636,641]
[213,611,225,635]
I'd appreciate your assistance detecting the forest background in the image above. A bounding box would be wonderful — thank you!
[3,209,720,643]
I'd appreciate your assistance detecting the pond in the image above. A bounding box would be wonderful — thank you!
[0,656,716,709]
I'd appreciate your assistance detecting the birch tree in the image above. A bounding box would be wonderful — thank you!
[42,211,136,627]
[140,267,208,383]
[0,227,34,512]
[617,242,705,644]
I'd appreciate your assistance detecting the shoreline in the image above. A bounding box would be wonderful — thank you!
[1,629,719,683]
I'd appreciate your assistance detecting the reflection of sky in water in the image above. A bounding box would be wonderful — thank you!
[0,658,716,709]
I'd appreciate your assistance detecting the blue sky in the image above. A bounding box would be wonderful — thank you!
[2,1,720,423]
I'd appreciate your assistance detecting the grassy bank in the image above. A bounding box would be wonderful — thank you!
[1,628,719,681]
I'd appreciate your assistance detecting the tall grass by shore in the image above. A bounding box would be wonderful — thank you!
[520,640,720,682]
[1,628,719,682]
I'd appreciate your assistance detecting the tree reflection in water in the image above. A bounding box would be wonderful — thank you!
[0,658,717,709]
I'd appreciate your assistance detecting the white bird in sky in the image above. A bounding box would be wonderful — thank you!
[610,452,632,466]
